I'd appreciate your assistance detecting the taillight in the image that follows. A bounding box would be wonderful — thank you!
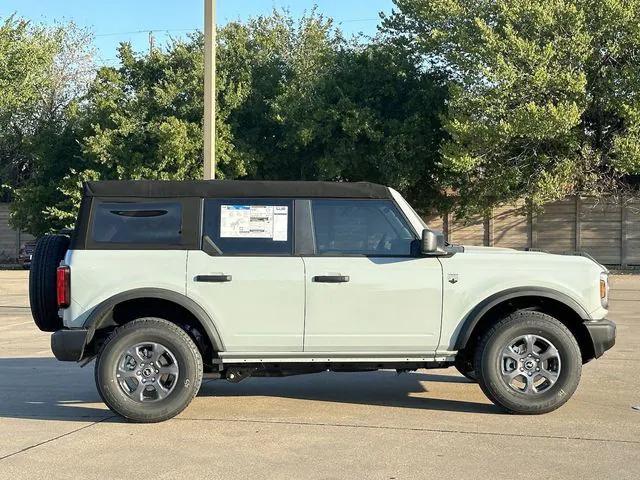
[56,266,70,308]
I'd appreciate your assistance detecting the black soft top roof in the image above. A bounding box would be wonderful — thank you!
[83,180,391,199]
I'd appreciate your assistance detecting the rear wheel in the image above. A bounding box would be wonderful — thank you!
[95,318,203,423]
[475,310,582,414]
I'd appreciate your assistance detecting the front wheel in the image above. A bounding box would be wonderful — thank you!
[95,318,203,422]
[475,310,582,414]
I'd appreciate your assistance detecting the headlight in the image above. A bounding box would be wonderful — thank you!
[600,272,609,309]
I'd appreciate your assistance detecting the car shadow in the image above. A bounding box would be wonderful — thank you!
[199,370,500,414]
[0,357,500,422]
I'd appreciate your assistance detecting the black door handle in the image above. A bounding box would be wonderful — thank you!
[313,275,350,283]
[195,274,232,283]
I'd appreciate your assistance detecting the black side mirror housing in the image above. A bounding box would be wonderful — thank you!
[421,229,446,255]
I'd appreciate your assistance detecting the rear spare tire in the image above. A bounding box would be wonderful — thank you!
[29,234,69,332]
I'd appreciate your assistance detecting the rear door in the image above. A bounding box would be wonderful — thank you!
[302,199,443,353]
[186,198,305,352]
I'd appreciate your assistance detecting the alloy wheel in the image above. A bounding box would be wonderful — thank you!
[499,334,561,395]
[115,342,179,402]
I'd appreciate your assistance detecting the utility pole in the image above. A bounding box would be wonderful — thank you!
[148,31,155,54]
[203,0,216,179]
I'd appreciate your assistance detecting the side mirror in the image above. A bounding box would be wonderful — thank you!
[421,229,446,255]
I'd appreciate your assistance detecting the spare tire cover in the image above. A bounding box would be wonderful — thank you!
[29,235,70,332]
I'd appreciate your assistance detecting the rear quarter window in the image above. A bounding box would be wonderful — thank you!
[91,200,183,245]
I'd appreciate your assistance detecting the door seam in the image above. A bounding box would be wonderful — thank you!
[435,257,445,354]
[184,250,189,295]
[301,256,307,352]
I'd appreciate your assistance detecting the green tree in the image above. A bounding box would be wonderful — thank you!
[13,10,447,233]
[384,0,640,215]
[44,32,248,229]
[223,11,448,210]
[0,16,53,193]
[0,16,95,234]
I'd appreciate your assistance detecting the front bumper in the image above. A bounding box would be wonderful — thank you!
[51,328,89,361]
[584,319,616,359]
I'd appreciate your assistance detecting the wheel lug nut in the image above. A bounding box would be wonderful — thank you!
[136,371,141,375]
[520,368,524,371]
[536,368,540,371]
[155,370,159,374]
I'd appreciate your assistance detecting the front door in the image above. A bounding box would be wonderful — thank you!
[187,198,305,352]
[302,199,443,353]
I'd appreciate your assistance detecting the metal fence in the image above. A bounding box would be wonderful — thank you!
[426,196,640,267]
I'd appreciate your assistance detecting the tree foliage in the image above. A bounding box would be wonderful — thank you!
[15,2,640,234]
[0,16,94,233]
[7,10,447,234]
[223,11,447,210]
[384,0,640,214]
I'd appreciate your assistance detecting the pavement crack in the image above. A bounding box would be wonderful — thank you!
[0,415,116,462]
[175,417,640,446]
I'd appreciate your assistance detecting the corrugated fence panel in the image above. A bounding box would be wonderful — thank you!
[426,196,631,265]
[580,198,621,265]
[534,198,576,254]
[493,201,528,249]
[449,213,485,246]
[424,213,444,232]
[624,199,640,265]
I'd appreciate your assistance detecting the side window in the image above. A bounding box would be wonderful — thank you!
[311,199,416,256]
[92,201,183,244]
[204,198,293,255]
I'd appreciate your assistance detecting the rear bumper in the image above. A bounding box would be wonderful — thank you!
[584,319,616,359]
[51,328,88,361]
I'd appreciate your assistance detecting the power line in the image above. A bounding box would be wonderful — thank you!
[95,28,198,38]
[93,17,380,38]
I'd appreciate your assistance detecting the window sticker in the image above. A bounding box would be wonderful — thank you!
[272,206,288,241]
[220,205,288,241]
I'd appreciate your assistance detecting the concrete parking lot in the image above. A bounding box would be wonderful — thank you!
[0,270,638,479]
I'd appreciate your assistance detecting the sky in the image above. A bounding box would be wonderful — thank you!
[0,0,395,66]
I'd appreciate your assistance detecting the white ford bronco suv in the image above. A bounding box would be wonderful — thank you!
[29,180,615,422]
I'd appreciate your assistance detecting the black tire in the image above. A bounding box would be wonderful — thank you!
[29,235,69,332]
[95,318,203,423]
[454,351,477,382]
[475,310,582,414]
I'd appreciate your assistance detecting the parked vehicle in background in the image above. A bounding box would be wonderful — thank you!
[28,180,616,422]
[18,240,36,269]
